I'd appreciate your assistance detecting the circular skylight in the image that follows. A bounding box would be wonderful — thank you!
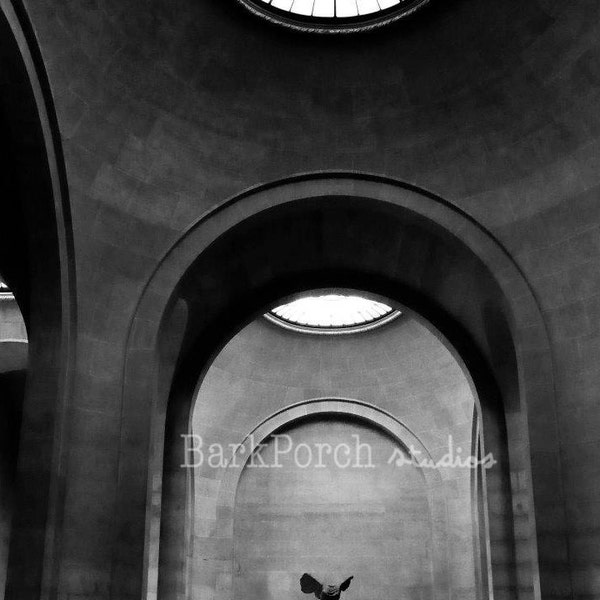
[265,292,400,334]
[237,0,431,33]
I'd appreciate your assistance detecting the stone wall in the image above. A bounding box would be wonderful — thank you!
[234,418,432,600]
[189,316,479,600]
[4,0,600,597]
[0,343,27,600]
[0,299,27,343]
[0,297,27,600]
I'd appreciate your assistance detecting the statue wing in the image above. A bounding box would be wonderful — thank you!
[300,573,323,598]
[339,576,354,592]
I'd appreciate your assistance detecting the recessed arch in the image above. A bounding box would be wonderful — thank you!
[188,398,449,600]
[116,174,552,600]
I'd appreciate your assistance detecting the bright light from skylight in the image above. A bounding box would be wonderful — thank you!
[238,0,431,32]
[260,0,402,18]
[265,292,400,334]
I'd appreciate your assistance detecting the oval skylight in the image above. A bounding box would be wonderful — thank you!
[265,292,400,334]
[237,0,431,33]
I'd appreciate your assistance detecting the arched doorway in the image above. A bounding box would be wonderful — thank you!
[116,175,550,600]
[185,304,492,600]
[233,414,434,600]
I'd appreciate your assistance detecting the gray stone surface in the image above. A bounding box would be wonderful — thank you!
[234,419,431,600]
[189,317,477,600]
[1,0,600,598]
[0,338,27,600]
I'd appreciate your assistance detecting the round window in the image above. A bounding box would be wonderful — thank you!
[236,0,431,33]
[265,290,401,334]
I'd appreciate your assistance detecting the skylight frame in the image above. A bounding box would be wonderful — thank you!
[265,291,401,335]
[236,0,432,33]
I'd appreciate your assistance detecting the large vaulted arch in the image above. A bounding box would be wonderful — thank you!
[0,1,76,599]
[114,174,554,600]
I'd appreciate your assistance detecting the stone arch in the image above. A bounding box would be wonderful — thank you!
[116,174,552,600]
[188,398,448,600]
[0,1,76,599]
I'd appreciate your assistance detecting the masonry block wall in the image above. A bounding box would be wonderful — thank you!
[234,418,432,600]
[0,295,27,600]
[3,0,599,597]
[0,300,26,343]
[0,336,27,600]
[190,316,478,599]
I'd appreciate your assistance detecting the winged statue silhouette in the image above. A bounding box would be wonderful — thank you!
[300,573,354,600]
